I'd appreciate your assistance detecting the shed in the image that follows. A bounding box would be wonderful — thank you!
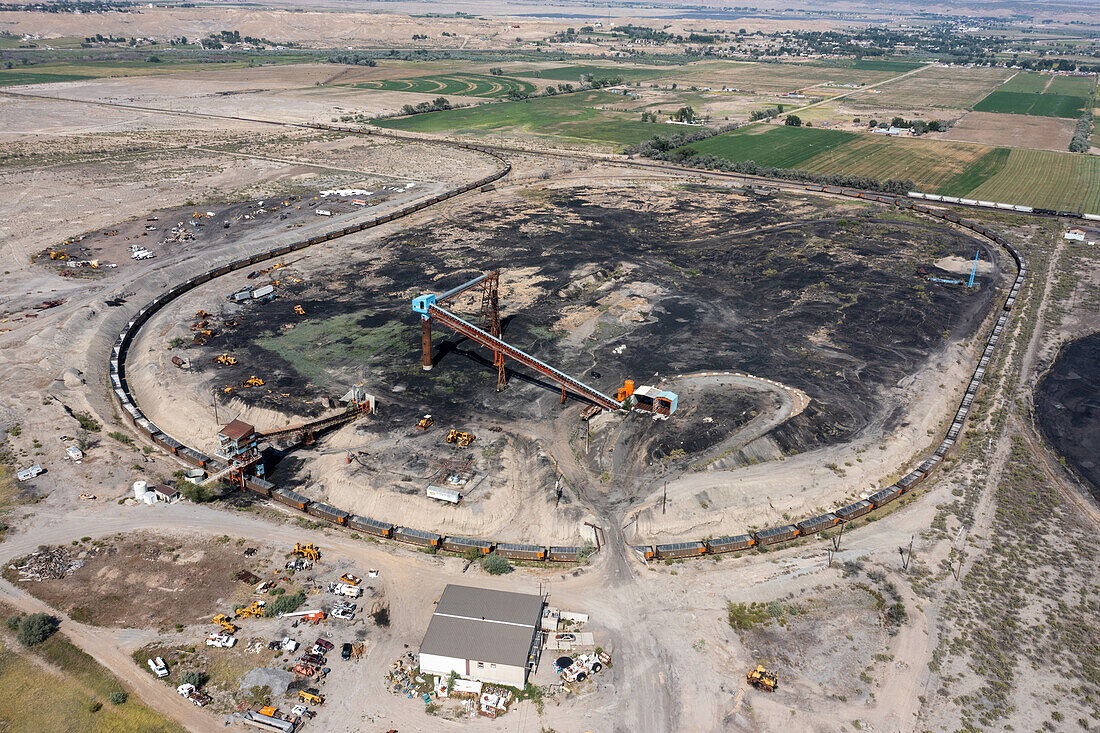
[153,484,180,503]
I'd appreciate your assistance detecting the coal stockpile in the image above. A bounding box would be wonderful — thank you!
[203,188,1000,453]
[1035,333,1100,497]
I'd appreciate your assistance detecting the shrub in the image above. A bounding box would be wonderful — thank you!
[181,670,208,688]
[73,412,101,432]
[88,701,102,713]
[481,554,512,575]
[17,613,59,646]
[109,692,128,705]
[263,591,306,618]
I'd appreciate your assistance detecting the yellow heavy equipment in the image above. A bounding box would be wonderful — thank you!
[294,305,306,316]
[211,614,239,634]
[223,386,235,394]
[416,414,434,431]
[244,376,265,388]
[298,689,325,705]
[292,543,321,562]
[747,664,778,692]
[195,310,210,319]
[234,601,266,619]
[213,354,238,366]
[445,430,475,447]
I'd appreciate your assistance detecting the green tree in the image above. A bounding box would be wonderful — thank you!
[784,115,802,127]
[182,670,208,688]
[17,613,59,646]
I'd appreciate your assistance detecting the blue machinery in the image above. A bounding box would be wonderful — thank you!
[413,272,677,415]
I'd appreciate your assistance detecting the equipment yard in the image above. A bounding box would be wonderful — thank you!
[0,5,1098,733]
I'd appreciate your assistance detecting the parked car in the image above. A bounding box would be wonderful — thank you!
[341,643,353,660]
[314,638,334,652]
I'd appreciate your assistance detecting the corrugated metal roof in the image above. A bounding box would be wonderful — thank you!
[420,615,537,668]
[419,585,543,668]
[434,584,543,626]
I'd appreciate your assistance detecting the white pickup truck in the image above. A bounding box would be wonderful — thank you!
[206,634,237,648]
[147,657,169,678]
[329,582,363,599]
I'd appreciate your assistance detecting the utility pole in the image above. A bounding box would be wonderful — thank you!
[899,535,914,570]
[212,389,219,425]
[832,520,845,552]
[662,481,667,514]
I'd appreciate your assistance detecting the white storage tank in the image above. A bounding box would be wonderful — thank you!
[133,480,148,500]
[143,490,157,505]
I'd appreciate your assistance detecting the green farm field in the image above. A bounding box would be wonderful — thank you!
[532,64,669,82]
[974,91,1086,118]
[685,125,1100,212]
[350,72,537,98]
[689,125,995,190]
[0,57,313,87]
[965,148,1100,214]
[972,71,1092,118]
[373,90,663,147]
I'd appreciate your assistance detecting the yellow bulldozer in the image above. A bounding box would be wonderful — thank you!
[445,430,475,447]
[416,414,434,431]
[213,353,238,366]
[211,614,239,634]
[234,601,266,619]
[747,664,778,692]
[292,543,321,562]
[243,376,265,388]
[294,304,306,316]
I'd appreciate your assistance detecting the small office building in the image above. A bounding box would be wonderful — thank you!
[418,584,544,687]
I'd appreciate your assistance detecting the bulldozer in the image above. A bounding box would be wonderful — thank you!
[213,353,238,366]
[294,305,306,316]
[292,543,321,562]
[416,414,434,431]
[195,310,210,319]
[234,601,266,619]
[747,664,778,692]
[243,376,265,388]
[298,688,325,705]
[211,614,239,634]
[445,430,475,448]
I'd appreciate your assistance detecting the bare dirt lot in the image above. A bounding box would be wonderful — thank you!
[938,110,1076,151]
[2,533,283,628]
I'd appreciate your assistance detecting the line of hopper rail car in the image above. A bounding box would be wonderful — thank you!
[107,124,1024,563]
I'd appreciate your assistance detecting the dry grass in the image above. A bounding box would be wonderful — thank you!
[848,66,1014,109]
[0,603,184,733]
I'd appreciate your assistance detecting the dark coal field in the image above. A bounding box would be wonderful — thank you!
[194,186,1002,454]
[1036,333,1100,498]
